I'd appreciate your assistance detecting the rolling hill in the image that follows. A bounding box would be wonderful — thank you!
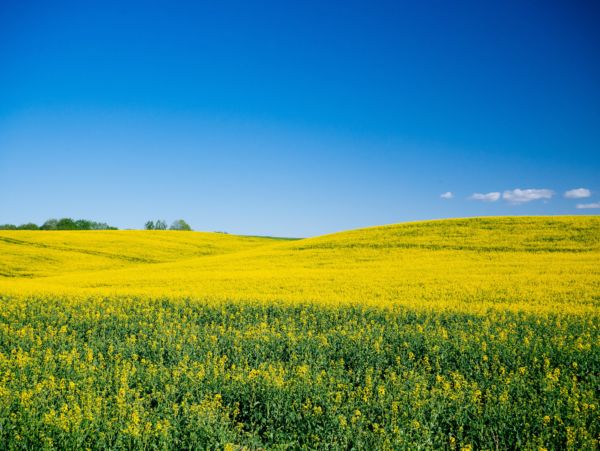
[1,216,598,313]
[0,230,290,278]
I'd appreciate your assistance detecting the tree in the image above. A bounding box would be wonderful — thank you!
[90,222,116,230]
[5,218,115,230]
[41,219,58,230]
[155,220,167,230]
[144,220,155,230]
[56,218,77,230]
[169,219,192,231]
[17,223,39,230]
[75,219,93,230]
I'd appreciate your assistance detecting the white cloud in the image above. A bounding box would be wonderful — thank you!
[502,188,554,204]
[440,192,453,199]
[576,202,600,209]
[564,188,591,199]
[470,192,501,202]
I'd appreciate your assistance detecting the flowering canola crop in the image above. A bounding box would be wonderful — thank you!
[0,216,598,449]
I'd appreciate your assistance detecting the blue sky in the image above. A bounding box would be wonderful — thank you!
[1,1,599,237]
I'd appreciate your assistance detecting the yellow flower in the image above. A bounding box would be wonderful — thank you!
[543,415,551,424]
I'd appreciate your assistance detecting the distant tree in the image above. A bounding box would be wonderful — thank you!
[4,218,115,230]
[170,219,192,231]
[41,219,58,230]
[92,222,118,230]
[155,220,167,230]
[145,220,155,230]
[17,223,39,230]
[0,218,118,230]
[56,218,77,230]
[75,219,93,230]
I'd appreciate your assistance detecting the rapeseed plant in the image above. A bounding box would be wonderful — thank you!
[0,217,597,449]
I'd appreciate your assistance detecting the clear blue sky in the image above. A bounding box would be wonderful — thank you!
[1,1,599,237]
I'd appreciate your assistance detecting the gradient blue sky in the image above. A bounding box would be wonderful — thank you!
[1,1,599,236]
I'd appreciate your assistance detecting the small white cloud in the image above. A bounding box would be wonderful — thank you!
[502,188,554,204]
[564,188,591,199]
[576,202,600,209]
[470,192,501,202]
[440,192,453,199]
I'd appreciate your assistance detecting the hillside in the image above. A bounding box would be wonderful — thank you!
[1,216,598,313]
[295,216,600,252]
[0,230,289,278]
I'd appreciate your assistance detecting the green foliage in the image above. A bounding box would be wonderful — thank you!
[74,219,93,230]
[17,223,39,230]
[25,218,118,231]
[0,298,597,450]
[145,219,192,231]
[88,222,117,230]
[0,223,41,230]
[40,219,58,230]
[56,218,77,230]
[170,219,192,231]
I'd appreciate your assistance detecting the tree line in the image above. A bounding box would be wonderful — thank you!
[0,218,117,230]
[0,218,193,231]
[144,219,192,231]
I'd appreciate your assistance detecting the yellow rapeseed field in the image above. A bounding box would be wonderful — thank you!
[0,216,598,449]
[1,216,599,314]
